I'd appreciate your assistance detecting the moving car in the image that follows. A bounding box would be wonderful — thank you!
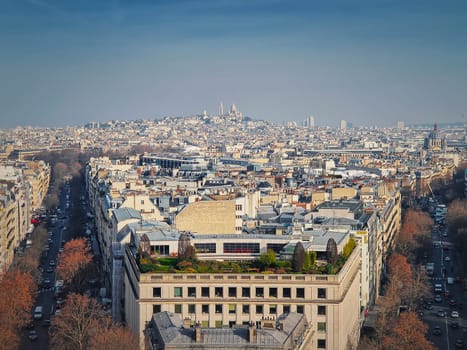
[437,310,446,317]
[33,306,43,320]
[432,326,442,335]
[452,311,460,318]
[28,330,38,341]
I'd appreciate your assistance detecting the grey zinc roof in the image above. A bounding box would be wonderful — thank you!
[112,207,141,222]
[315,200,362,213]
[151,312,305,349]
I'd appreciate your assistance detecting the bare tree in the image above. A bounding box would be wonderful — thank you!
[50,294,103,350]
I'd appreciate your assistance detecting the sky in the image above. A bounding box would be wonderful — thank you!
[0,0,466,128]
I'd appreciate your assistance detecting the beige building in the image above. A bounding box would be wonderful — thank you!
[0,184,18,271]
[122,236,361,350]
[331,187,357,200]
[175,200,236,234]
[23,160,50,211]
[175,191,260,234]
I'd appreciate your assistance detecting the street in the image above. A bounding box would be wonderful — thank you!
[20,183,72,350]
[424,223,466,349]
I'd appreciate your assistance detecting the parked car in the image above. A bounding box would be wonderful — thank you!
[452,311,460,318]
[456,339,464,348]
[432,326,442,335]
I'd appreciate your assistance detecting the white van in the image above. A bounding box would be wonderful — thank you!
[33,306,43,320]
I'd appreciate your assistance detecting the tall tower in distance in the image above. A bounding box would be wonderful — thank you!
[397,121,405,129]
[340,119,347,130]
[308,115,315,129]
[219,101,224,116]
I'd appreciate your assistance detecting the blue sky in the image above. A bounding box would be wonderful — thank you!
[0,0,466,128]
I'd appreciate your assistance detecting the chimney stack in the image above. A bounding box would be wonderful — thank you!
[195,321,202,342]
[248,321,257,343]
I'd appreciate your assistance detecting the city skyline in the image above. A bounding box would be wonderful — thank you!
[0,0,466,128]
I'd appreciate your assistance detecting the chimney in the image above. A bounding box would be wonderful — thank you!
[248,321,257,343]
[195,321,202,342]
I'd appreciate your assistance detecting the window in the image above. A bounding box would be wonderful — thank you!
[153,287,161,298]
[242,304,250,314]
[188,304,196,314]
[296,288,305,298]
[153,304,161,313]
[215,287,223,297]
[202,320,209,328]
[174,287,183,297]
[269,304,277,314]
[317,322,326,332]
[266,243,287,254]
[215,320,223,328]
[215,304,223,314]
[283,305,291,314]
[317,339,326,348]
[297,305,304,314]
[201,287,210,297]
[242,287,250,298]
[141,200,145,205]
[174,304,182,314]
[318,305,326,315]
[224,242,260,254]
[256,305,263,314]
[151,245,169,255]
[283,288,291,298]
[318,288,327,299]
[194,243,216,254]
[229,304,236,314]
[228,287,237,297]
[236,204,243,211]
[256,287,264,297]
[202,304,209,314]
[188,287,196,297]
[269,287,278,298]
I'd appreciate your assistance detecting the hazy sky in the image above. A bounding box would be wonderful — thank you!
[0,0,466,128]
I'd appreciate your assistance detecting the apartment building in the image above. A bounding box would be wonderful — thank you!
[23,160,50,211]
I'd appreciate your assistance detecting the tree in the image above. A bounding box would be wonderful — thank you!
[0,269,37,349]
[89,318,139,350]
[54,162,69,183]
[292,242,305,272]
[51,294,139,350]
[388,253,411,282]
[326,238,338,265]
[303,251,312,273]
[57,238,92,292]
[343,237,356,258]
[382,312,434,350]
[50,294,103,350]
[259,249,276,268]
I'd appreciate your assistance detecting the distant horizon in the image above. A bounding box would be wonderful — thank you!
[1,112,465,131]
[1,1,466,129]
